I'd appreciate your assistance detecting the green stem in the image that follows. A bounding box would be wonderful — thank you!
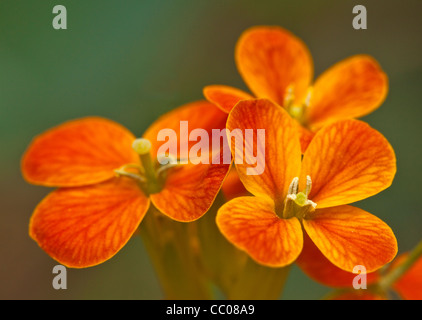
[139,152,162,194]
[227,258,291,300]
[378,239,422,291]
[197,192,291,300]
[139,206,212,300]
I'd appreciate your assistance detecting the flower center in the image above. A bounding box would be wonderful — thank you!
[284,85,312,127]
[114,138,182,195]
[282,176,317,220]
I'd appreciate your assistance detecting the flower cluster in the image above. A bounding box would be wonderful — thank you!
[22,26,420,299]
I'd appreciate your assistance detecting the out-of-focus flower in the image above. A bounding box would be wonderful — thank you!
[204,26,388,151]
[298,236,422,300]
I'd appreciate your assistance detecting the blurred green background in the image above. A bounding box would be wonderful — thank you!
[1,0,421,299]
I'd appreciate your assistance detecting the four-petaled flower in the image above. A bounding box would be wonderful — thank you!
[22,100,230,268]
[204,26,388,151]
[216,99,397,273]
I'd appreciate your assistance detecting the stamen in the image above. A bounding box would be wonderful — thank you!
[157,153,178,165]
[304,87,313,108]
[156,153,186,177]
[114,169,146,182]
[288,177,299,195]
[308,200,317,209]
[305,175,312,196]
[120,163,145,174]
[284,84,295,108]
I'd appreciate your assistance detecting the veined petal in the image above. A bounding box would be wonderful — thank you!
[203,85,253,113]
[216,196,303,267]
[150,149,230,222]
[235,26,313,106]
[226,99,302,203]
[296,120,315,153]
[143,100,228,160]
[22,117,139,187]
[393,254,422,300]
[297,233,379,288]
[144,100,231,221]
[303,205,397,273]
[306,55,388,130]
[300,119,396,208]
[29,178,150,268]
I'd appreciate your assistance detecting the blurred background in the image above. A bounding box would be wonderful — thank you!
[1,0,421,299]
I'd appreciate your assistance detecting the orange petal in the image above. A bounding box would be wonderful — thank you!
[22,117,139,187]
[150,149,230,222]
[303,205,397,273]
[393,253,422,300]
[144,100,231,221]
[29,177,150,268]
[306,55,388,130]
[221,167,249,201]
[295,120,315,153]
[300,119,396,208]
[203,85,254,113]
[143,100,228,160]
[226,99,302,204]
[235,26,313,106]
[297,233,379,288]
[216,196,303,267]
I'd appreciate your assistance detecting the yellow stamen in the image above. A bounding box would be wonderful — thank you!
[282,176,317,219]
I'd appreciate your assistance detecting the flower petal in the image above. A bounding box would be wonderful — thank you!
[144,100,231,221]
[393,254,422,300]
[303,205,397,273]
[203,85,253,113]
[226,99,302,204]
[235,26,313,106]
[216,196,303,267]
[300,119,396,208]
[22,117,139,187]
[29,177,150,268]
[306,55,388,130]
[150,150,230,222]
[296,233,379,288]
[143,100,228,160]
[296,120,315,153]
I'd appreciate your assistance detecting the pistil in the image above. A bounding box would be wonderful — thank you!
[282,176,317,220]
[132,138,162,194]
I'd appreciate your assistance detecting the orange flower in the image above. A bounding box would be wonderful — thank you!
[216,99,397,273]
[22,100,230,268]
[391,253,422,300]
[204,26,388,151]
[298,238,422,300]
